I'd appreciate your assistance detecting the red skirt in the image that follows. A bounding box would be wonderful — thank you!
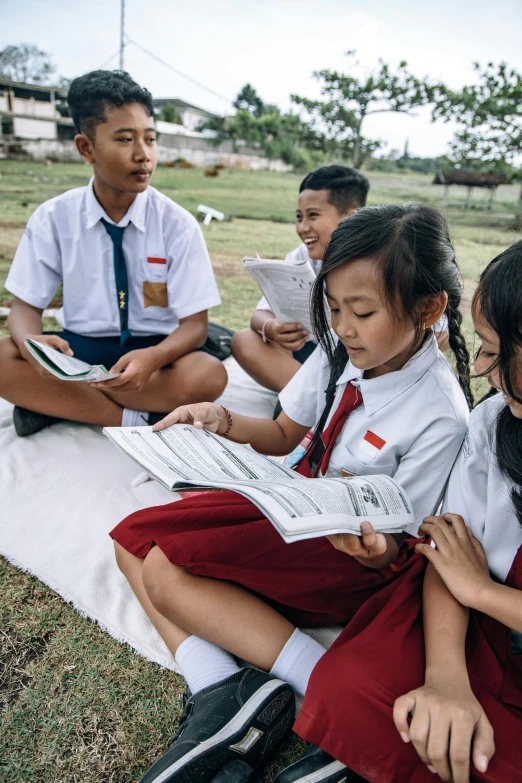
[110,490,421,628]
[294,556,522,782]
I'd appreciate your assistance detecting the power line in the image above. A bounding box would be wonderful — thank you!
[119,0,125,70]
[98,50,121,70]
[125,36,233,106]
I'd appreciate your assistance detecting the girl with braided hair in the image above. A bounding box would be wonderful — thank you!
[291,239,522,783]
[110,204,471,783]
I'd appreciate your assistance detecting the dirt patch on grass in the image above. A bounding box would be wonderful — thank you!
[0,225,24,258]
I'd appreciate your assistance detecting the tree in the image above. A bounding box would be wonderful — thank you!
[434,61,522,228]
[159,104,183,125]
[233,84,265,118]
[291,51,435,168]
[0,43,55,84]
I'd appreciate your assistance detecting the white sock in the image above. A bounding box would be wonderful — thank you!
[175,636,241,694]
[121,408,149,427]
[270,629,326,697]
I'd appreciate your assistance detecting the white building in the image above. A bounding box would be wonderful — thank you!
[153,98,219,132]
[0,76,74,142]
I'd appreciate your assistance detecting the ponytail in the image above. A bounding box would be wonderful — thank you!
[446,304,473,409]
[307,341,349,452]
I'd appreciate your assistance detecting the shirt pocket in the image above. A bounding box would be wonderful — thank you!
[342,446,394,477]
[146,256,168,280]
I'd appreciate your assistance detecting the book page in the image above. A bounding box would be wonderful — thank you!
[233,474,413,541]
[26,339,93,376]
[243,258,316,333]
[103,424,304,489]
[24,339,121,381]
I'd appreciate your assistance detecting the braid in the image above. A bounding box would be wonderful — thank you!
[308,341,349,450]
[446,304,473,409]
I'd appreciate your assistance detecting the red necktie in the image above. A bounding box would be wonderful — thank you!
[296,382,363,477]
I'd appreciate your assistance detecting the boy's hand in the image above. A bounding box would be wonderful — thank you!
[415,514,491,609]
[394,676,494,783]
[266,320,309,352]
[152,403,226,434]
[22,333,73,377]
[92,349,157,392]
[326,522,397,568]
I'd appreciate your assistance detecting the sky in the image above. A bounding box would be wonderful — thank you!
[3,0,522,158]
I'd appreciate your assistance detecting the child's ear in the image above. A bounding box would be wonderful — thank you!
[423,292,448,329]
[74,133,95,165]
[341,208,358,219]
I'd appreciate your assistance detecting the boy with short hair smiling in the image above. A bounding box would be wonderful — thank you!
[231,165,370,393]
[0,70,226,436]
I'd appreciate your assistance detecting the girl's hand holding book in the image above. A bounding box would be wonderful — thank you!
[415,514,491,609]
[326,522,399,569]
[152,402,227,435]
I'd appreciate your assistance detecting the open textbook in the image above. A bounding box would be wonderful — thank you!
[103,424,414,542]
[243,256,316,334]
[24,339,121,382]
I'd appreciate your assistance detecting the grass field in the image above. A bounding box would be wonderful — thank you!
[1,161,521,782]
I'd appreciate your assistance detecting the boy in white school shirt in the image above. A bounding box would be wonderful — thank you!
[231,165,370,393]
[0,70,226,437]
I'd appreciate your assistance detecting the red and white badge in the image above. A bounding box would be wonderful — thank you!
[359,430,386,459]
[147,256,167,265]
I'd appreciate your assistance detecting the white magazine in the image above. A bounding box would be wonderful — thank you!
[243,256,316,334]
[103,424,414,543]
[24,339,121,382]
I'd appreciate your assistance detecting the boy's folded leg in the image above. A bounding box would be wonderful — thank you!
[12,406,63,437]
[139,667,295,783]
[273,745,367,783]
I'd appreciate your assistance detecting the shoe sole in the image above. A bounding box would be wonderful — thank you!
[145,679,294,783]
[282,761,349,783]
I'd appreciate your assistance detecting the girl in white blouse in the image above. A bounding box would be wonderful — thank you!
[111,204,472,783]
[297,238,522,783]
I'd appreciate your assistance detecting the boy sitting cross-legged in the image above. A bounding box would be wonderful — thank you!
[231,165,370,393]
[0,70,227,436]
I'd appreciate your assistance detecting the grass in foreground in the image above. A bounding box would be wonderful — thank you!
[0,164,521,780]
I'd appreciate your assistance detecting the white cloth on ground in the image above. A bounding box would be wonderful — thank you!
[0,357,343,674]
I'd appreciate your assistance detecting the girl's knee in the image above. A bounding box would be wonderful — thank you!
[113,540,140,575]
[141,547,187,613]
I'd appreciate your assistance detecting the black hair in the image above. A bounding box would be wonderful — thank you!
[299,165,369,214]
[308,203,473,449]
[474,239,522,524]
[67,70,154,140]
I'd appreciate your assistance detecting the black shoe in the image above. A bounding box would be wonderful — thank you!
[13,406,63,437]
[210,759,267,782]
[273,745,367,783]
[140,668,295,783]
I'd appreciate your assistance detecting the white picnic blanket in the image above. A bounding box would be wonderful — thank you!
[0,357,343,672]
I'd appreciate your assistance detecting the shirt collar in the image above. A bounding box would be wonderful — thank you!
[85,177,148,232]
[336,334,440,415]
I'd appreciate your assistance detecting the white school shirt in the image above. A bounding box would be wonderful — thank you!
[279,335,469,536]
[5,179,221,337]
[443,395,522,583]
[256,244,322,313]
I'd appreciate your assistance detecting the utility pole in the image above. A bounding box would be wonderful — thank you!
[119,0,125,70]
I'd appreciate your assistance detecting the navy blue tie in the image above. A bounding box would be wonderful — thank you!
[101,218,131,345]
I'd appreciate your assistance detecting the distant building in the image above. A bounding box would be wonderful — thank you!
[0,76,74,141]
[153,98,218,131]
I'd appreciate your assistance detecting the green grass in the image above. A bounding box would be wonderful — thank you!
[0,163,521,781]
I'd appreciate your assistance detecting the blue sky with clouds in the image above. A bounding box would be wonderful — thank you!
[3,0,522,157]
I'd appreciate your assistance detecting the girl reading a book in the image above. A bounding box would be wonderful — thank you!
[290,239,522,783]
[110,204,472,783]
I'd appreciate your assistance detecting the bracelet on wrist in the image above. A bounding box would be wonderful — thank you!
[220,405,233,437]
[260,318,276,343]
